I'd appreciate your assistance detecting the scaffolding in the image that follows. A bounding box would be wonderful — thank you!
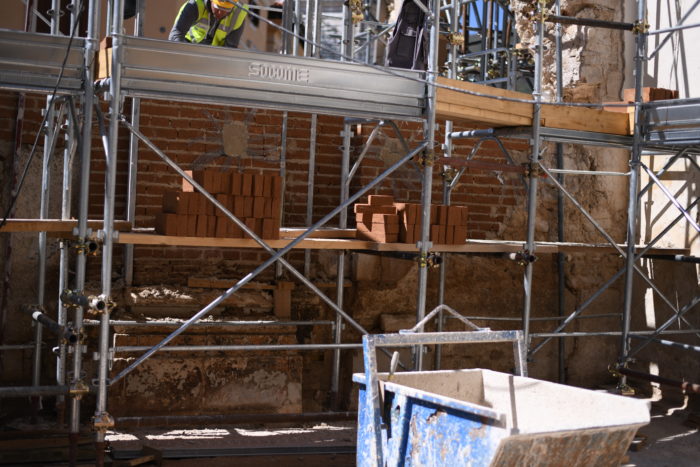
[0,0,699,465]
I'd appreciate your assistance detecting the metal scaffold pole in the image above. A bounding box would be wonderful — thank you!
[66,0,101,463]
[522,3,545,354]
[619,0,647,388]
[435,0,461,370]
[415,0,440,370]
[124,0,145,286]
[93,0,125,462]
[553,0,566,383]
[332,121,353,409]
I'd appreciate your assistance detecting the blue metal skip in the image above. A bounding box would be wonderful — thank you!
[354,369,650,467]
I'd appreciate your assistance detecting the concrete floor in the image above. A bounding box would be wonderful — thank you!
[104,399,700,466]
[624,400,700,467]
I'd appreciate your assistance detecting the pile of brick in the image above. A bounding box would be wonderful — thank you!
[354,195,400,243]
[155,169,282,239]
[354,195,468,244]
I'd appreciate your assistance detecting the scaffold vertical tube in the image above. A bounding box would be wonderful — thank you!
[620,0,647,382]
[331,122,352,408]
[94,0,126,462]
[415,0,440,370]
[522,3,545,353]
[124,1,145,287]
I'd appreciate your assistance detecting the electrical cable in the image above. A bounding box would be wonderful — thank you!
[0,1,84,230]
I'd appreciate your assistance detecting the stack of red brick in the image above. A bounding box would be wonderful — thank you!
[354,195,468,244]
[355,195,401,243]
[155,169,282,239]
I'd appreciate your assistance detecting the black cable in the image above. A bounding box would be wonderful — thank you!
[0,1,84,230]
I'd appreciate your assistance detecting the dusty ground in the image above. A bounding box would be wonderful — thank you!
[102,400,700,466]
[2,399,696,466]
[624,400,700,467]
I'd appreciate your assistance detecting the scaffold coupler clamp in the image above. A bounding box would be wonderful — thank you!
[447,33,465,47]
[95,294,116,316]
[425,253,442,269]
[419,147,435,168]
[609,363,636,396]
[92,411,115,432]
[69,380,90,400]
[510,250,536,266]
[442,167,458,183]
[347,0,364,23]
[632,20,650,34]
[523,161,543,179]
[73,238,101,256]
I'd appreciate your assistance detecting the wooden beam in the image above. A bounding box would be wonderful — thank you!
[435,77,632,135]
[280,227,357,239]
[117,232,688,256]
[117,232,373,250]
[0,219,132,233]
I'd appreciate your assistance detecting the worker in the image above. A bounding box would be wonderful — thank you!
[169,0,248,48]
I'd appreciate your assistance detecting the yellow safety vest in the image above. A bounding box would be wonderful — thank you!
[180,0,248,47]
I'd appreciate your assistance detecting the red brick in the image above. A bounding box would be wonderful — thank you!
[253,197,265,218]
[263,174,272,197]
[218,170,231,193]
[182,170,195,192]
[272,175,282,198]
[262,218,274,239]
[176,215,189,236]
[215,194,232,216]
[447,206,461,226]
[162,191,188,214]
[437,205,449,225]
[454,225,467,244]
[242,173,253,196]
[207,215,217,237]
[243,197,254,218]
[353,204,397,215]
[430,225,439,242]
[245,218,257,237]
[253,174,265,197]
[231,172,242,195]
[368,195,394,206]
[446,225,455,244]
[234,196,246,218]
[154,212,178,235]
[187,215,197,237]
[196,215,208,237]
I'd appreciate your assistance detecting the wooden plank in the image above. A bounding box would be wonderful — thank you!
[0,219,132,233]
[116,232,373,250]
[373,239,687,255]
[435,101,532,127]
[279,228,357,239]
[435,77,631,135]
[116,233,687,255]
[541,104,631,135]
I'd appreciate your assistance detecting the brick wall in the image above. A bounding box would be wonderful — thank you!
[0,91,528,286]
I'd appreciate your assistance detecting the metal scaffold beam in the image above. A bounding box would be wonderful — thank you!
[0,2,698,464]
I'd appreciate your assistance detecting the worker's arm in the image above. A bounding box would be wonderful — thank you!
[224,21,245,48]
[169,0,199,42]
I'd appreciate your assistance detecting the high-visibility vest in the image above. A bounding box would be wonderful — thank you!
[179,0,248,47]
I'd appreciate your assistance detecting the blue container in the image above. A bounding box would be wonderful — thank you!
[354,369,649,466]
